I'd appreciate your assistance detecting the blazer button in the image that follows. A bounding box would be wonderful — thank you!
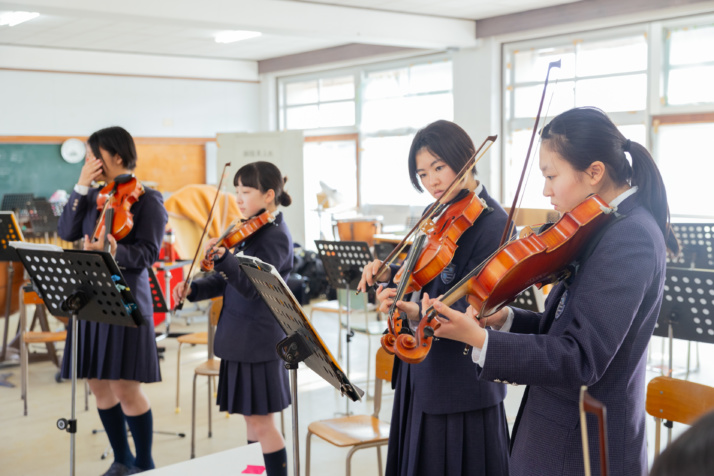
[494,379,502,383]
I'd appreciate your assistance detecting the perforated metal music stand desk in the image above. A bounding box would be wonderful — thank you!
[237,255,363,476]
[314,240,373,415]
[27,197,60,241]
[0,212,24,367]
[1,193,34,214]
[651,266,714,444]
[147,266,169,340]
[668,222,714,270]
[10,243,141,476]
[511,285,546,312]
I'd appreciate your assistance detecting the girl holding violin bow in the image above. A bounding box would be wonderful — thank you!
[173,161,292,476]
[358,120,511,476]
[427,107,680,476]
[58,126,168,476]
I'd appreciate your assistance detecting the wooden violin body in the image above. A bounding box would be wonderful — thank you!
[94,175,145,242]
[201,210,275,272]
[394,194,615,364]
[394,191,488,294]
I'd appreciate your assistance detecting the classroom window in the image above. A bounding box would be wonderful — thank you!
[664,24,714,106]
[279,56,453,228]
[654,120,714,217]
[280,75,356,130]
[360,59,453,207]
[303,137,359,248]
[504,33,648,208]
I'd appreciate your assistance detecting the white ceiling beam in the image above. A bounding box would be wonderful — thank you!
[0,44,258,81]
[0,0,478,50]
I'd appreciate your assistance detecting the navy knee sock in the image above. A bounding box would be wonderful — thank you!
[263,448,288,476]
[125,409,155,470]
[97,403,134,467]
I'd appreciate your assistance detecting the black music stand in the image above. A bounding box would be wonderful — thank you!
[0,212,24,369]
[237,255,363,476]
[27,198,60,241]
[147,266,169,340]
[511,285,546,312]
[314,240,373,415]
[10,242,141,476]
[652,266,714,443]
[668,222,714,270]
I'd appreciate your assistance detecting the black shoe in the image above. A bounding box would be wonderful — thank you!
[101,462,135,476]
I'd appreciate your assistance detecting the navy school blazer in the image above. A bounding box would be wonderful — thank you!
[391,185,510,415]
[189,212,293,363]
[57,187,167,320]
[479,194,666,476]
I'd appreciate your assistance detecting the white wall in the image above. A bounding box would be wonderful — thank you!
[0,69,261,137]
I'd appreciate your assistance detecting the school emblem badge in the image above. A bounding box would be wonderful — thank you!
[441,263,456,285]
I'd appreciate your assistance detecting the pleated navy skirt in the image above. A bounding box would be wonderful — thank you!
[216,359,291,416]
[386,362,510,476]
[60,315,161,383]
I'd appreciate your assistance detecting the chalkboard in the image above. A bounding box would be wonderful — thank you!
[0,144,82,198]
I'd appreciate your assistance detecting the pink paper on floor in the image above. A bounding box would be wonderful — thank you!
[241,465,266,474]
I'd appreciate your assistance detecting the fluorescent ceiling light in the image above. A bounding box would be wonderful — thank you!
[214,30,262,44]
[0,11,40,27]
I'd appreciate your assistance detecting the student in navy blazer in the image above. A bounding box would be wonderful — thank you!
[429,107,680,476]
[58,127,167,476]
[359,120,510,476]
[174,162,293,476]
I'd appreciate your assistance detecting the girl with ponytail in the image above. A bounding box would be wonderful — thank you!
[423,107,675,475]
[174,161,293,476]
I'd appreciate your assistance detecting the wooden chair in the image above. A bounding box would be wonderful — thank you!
[20,284,67,416]
[305,347,393,476]
[175,297,221,413]
[309,289,384,396]
[190,297,222,458]
[646,376,714,456]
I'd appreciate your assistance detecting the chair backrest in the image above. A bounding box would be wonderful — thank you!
[209,296,223,327]
[646,376,714,425]
[207,296,223,359]
[372,347,394,418]
[336,288,370,311]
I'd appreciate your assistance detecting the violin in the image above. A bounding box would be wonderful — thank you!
[394,194,616,364]
[93,174,145,247]
[381,234,427,355]
[201,210,276,272]
[389,59,564,364]
[392,189,489,294]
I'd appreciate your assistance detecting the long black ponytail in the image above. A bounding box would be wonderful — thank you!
[542,107,679,255]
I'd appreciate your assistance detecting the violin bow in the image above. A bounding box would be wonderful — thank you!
[362,134,497,292]
[499,59,561,247]
[174,162,231,311]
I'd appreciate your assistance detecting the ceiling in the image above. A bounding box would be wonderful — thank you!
[0,0,580,62]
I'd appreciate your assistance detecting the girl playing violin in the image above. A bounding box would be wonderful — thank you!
[58,126,168,476]
[428,107,680,476]
[358,120,510,476]
[173,161,292,476]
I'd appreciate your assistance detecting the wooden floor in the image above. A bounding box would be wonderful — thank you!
[1,301,711,475]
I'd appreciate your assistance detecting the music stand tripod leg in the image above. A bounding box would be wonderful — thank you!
[277,333,315,476]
